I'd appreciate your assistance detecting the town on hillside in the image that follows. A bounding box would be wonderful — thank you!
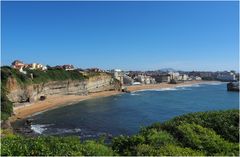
[9,59,239,86]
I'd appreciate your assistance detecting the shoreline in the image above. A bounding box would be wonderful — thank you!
[10,91,122,122]
[10,80,220,122]
[126,80,220,92]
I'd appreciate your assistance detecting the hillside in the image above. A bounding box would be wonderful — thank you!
[1,109,239,156]
[1,66,120,120]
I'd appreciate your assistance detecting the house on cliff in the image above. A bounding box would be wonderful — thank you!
[12,60,47,71]
[29,63,47,71]
[11,60,27,74]
[63,64,75,71]
[11,60,25,69]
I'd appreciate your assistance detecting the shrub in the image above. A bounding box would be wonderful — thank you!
[141,129,177,147]
[158,144,205,156]
[1,136,113,156]
[81,140,114,156]
[176,123,239,155]
[146,110,239,143]
[112,135,145,155]
[1,87,13,120]
[135,144,158,156]
[1,110,239,156]
[161,110,239,143]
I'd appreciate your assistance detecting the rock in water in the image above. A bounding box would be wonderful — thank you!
[227,82,239,92]
[25,119,33,125]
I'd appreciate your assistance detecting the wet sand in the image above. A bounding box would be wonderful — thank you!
[10,80,217,121]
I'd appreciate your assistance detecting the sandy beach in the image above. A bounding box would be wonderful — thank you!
[10,80,218,121]
[126,80,207,92]
[11,91,121,121]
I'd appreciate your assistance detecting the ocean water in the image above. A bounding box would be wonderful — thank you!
[13,82,239,138]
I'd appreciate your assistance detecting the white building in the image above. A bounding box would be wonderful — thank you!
[123,75,134,85]
[217,72,236,81]
[63,64,75,71]
[135,75,156,84]
[190,76,202,80]
[113,69,124,85]
[168,72,180,80]
[136,75,145,83]
[29,63,47,71]
[195,76,202,80]
[178,74,189,81]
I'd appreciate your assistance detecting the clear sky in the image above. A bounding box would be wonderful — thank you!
[2,1,239,71]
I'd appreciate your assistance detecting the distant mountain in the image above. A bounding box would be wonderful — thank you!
[159,68,176,72]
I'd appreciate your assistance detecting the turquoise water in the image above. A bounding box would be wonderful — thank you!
[13,82,239,138]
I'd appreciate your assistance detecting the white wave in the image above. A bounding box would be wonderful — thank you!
[192,84,201,87]
[130,93,140,96]
[134,88,178,92]
[54,128,82,134]
[199,82,224,85]
[176,84,200,88]
[31,124,49,134]
[155,88,178,91]
[176,87,192,90]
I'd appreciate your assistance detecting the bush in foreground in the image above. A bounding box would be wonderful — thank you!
[1,109,239,156]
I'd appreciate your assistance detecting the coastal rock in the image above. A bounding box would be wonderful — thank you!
[6,74,121,106]
[25,119,33,125]
[1,120,11,129]
[87,75,119,92]
[227,82,239,92]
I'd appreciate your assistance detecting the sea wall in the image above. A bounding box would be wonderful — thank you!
[6,74,121,105]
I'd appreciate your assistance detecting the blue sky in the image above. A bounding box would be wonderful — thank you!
[2,1,239,71]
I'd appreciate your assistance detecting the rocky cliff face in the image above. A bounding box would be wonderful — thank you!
[6,74,121,105]
[87,74,118,92]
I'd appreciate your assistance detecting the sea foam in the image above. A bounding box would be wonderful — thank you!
[200,82,225,85]
[31,124,50,134]
[133,87,178,92]
[46,128,82,135]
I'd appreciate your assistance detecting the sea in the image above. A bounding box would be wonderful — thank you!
[12,82,239,139]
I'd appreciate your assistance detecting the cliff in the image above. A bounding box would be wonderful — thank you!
[5,73,121,105]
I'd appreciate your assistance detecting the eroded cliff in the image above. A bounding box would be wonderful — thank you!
[6,73,121,105]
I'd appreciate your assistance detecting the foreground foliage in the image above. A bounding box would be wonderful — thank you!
[1,136,114,156]
[1,109,239,156]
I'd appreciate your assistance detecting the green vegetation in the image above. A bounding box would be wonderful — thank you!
[1,136,114,156]
[158,109,239,143]
[1,66,15,120]
[25,68,86,84]
[1,89,13,120]
[1,109,239,156]
[1,66,89,87]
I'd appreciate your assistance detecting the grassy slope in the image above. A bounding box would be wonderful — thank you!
[1,109,239,156]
